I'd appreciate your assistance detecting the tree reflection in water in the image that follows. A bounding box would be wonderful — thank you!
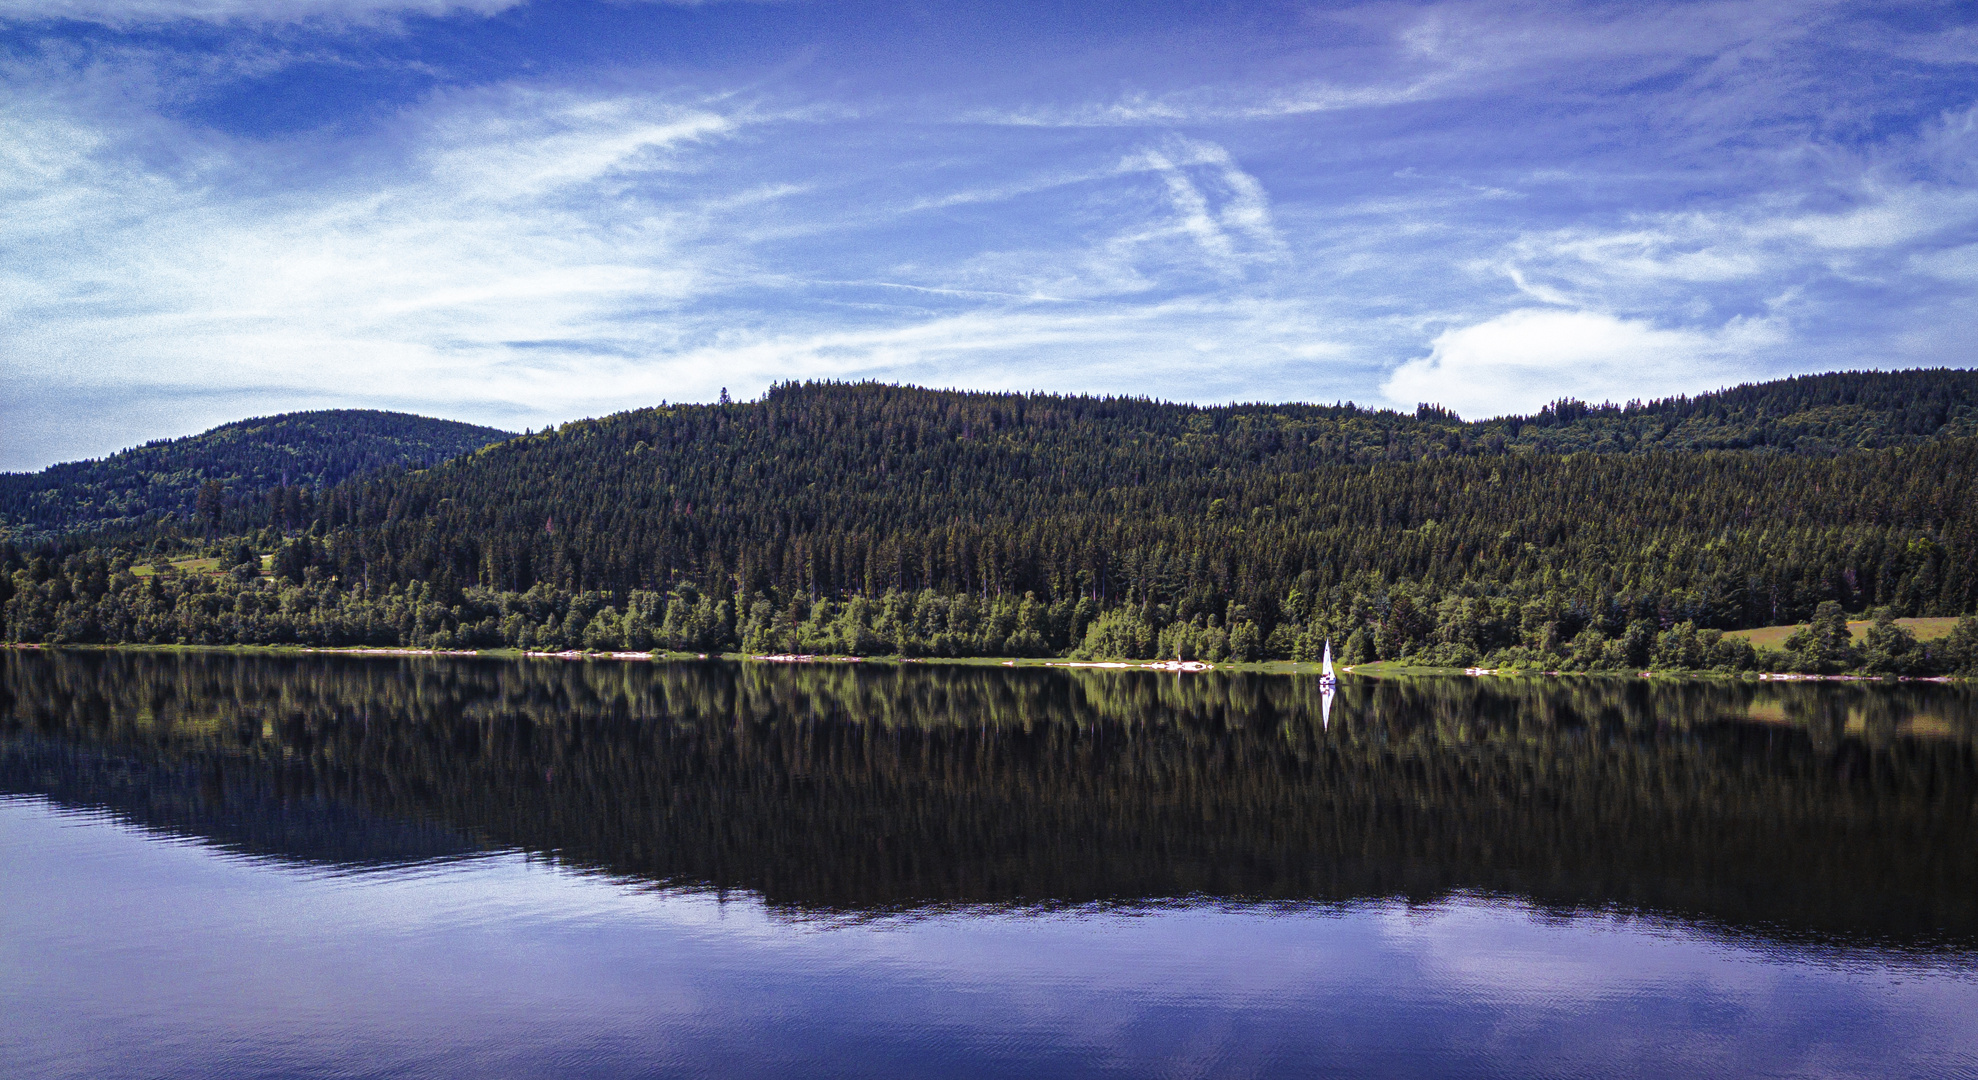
[3,650,1973,952]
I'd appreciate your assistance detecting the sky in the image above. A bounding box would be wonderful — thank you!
[2,0,1975,470]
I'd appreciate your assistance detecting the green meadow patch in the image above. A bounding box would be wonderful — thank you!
[130,556,230,577]
[1726,617,1961,651]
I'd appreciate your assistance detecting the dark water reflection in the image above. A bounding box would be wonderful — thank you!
[4,650,1977,1078]
[6,651,1978,944]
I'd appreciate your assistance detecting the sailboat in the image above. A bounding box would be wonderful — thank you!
[1319,638,1337,728]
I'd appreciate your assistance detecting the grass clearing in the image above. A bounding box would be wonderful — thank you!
[127,553,275,577]
[130,556,225,577]
[1726,617,1962,650]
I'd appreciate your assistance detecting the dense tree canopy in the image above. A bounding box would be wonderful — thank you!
[5,371,1978,672]
[0,409,512,543]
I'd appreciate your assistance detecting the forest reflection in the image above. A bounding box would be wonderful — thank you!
[3,651,1974,951]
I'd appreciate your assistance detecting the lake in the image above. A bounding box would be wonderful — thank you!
[3,650,1975,1078]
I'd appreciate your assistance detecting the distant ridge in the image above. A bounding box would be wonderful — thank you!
[0,409,513,543]
[1484,368,1978,452]
[10,367,1975,545]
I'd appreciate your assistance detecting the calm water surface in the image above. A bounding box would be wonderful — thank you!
[3,651,1975,1078]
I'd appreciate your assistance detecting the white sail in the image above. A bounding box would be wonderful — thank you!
[1322,639,1335,681]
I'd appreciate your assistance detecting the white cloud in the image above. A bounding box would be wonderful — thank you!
[1765,185,1978,252]
[0,0,746,27]
[0,81,1357,468]
[1505,221,1767,291]
[1489,180,1978,327]
[633,295,1345,389]
[0,86,754,422]
[1380,308,1785,417]
[5,0,1977,468]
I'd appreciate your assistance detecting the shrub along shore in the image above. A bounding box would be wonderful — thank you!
[4,553,1973,680]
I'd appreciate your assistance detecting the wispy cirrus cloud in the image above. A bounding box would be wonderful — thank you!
[0,0,527,26]
[0,0,758,28]
[2,0,1976,468]
[1126,139,1286,274]
[0,65,1334,466]
[980,79,1442,128]
[0,83,756,428]
[1488,181,1978,319]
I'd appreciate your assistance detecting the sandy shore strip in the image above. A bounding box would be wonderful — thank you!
[1046,660,1215,672]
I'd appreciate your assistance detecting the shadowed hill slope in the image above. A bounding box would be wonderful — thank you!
[0,410,513,543]
[308,374,1978,620]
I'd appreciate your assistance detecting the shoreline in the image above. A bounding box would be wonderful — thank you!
[0,642,1964,682]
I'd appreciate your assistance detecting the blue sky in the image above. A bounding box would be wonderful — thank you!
[2,0,1975,469]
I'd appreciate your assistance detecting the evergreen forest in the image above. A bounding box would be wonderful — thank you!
[0,409,512,543]
[5,371,1978,675]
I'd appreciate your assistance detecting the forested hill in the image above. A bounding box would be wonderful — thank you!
[0,410,513,543]
[351,364,1978,504]
[313,377,1978,612]
[337,366,1978,553]
[6,370,1978,673]
[7,368,1972,547]
[1488,368,1978,453]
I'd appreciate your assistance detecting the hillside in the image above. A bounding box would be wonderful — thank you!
[0,410,513,543]
[304,373,1978,606]
[4,371,1978,674]
[10,369,1971,546]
